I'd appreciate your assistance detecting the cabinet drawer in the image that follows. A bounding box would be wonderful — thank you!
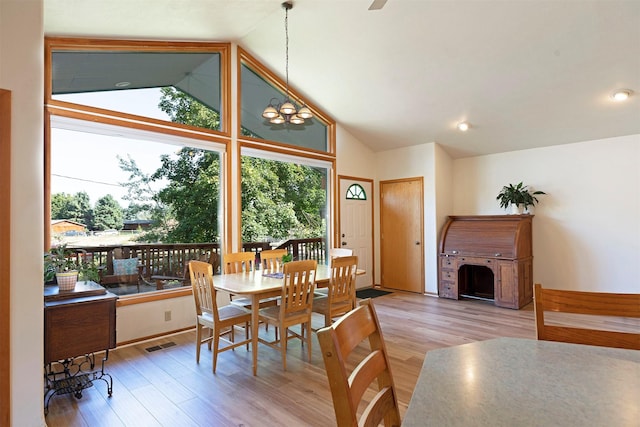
[457,256,495,267]
[439,280,458,299]
[440,257,456,269]
[440,268,456,281]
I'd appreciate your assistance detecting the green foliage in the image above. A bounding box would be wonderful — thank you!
[93,194,124,230]
[158,87,220,131]
[50,191,93,226]
[112,86,327,245]
[152,148,222,243]
[497,182,546,209]
[44,244,99,282]
[282,253,293,263]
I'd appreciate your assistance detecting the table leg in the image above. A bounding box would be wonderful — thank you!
[251,294,260,376]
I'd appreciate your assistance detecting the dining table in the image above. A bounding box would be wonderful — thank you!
[214,264,361,375]
[403,337,640,427]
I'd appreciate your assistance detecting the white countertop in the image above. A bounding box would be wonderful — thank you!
[403,337,640,427]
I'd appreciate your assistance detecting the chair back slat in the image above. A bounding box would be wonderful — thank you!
[261,249,288,272]
[329,248,353,258]
[224,251,255,274]
[281,260,316,316]
[189,261,218,322]
[329,255,358,307]
[534,283,640,350]
[317,299,401,427]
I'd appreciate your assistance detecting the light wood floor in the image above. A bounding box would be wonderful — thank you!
[45,293,540,426]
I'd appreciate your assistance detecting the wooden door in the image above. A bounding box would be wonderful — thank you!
[338,177,373,289]
[380,178,424,292]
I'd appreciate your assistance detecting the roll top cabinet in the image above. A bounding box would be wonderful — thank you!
[438,215,533,309]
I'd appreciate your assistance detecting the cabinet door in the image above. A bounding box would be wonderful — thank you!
[45,298,116,363]
[495,261,517,308]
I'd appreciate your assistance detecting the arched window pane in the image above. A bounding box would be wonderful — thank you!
[346,184,366,200]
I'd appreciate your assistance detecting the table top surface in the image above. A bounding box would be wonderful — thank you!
[403,337,640,427]
[214,264,358,295]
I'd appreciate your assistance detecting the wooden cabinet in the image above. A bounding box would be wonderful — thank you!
[438,215,534,309]
[44,282,117,414]
[44,282,117,363]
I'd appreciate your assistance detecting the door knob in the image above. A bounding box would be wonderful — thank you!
[415,241,421,245]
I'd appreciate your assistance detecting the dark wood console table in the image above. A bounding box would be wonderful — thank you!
[44,281,117,414]
[438,215,533,309]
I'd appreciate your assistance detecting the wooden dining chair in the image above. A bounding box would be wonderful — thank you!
[317,299,401,427]
[312,255,358,327]
[259,249,288,272]
[223,251,256,274]
[258,259,317,370]
[188,260,252,373]
[534,283,640,350]
[225,251,278,330]
[329,247,353,258]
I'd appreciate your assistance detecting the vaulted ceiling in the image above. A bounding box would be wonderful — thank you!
[44,0,640,158]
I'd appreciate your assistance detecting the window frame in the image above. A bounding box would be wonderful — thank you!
[237,47,336,156]
[44,38,338,304]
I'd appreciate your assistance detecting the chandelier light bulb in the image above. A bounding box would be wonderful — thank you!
[297,106,312,119]
[270,115,286,125]
[290,114,305,125]
[280,101,297,115]
[262,105,279,119]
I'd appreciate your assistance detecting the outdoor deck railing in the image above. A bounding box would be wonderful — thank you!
[64,238,326,294]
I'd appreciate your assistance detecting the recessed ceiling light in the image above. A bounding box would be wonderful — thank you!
[457,122,470,131]
[114,81,131,88]
[611,89,632,101]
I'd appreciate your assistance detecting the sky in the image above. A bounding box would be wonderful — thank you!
[51,89,179,208]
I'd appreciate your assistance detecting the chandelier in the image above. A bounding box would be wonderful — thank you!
[262,1,313,125]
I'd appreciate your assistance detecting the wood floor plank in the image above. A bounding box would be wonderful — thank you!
[45,293,544,426]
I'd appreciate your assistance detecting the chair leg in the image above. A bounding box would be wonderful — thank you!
[281,327,288,371]
[212,327,220,374]
[195,324,202,363]
[306,321,312,361]
[245,321,250,351]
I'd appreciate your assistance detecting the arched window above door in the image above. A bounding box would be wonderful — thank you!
[346,184,366,200]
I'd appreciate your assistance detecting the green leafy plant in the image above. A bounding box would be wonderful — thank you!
[496,182,546,210]
[282,253,293,263]
[44,244,100,283]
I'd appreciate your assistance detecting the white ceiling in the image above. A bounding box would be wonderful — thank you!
[44,0,640,158]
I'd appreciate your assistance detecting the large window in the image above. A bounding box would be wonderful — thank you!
[47,39,230,135]
[241,148,331,263]
[239,48,333,153]
[50,117,225,296]
[45,38,337,300]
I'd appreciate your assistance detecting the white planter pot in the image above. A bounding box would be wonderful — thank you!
[510,204,523,215]
[56,271,78,291]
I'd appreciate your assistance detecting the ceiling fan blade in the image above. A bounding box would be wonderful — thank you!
[368,0,388,11]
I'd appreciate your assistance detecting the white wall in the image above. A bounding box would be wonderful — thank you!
[335,125,376,178]
[2,0,47,425]
[453,134,640,293]
[374,143,441,294]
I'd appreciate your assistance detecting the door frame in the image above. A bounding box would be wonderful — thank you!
[0,89,12,425]
[380,177,425,293]
[336,175,374,285]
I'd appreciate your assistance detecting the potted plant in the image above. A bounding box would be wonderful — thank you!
[496,182,546,214]
[44,244,100,290]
